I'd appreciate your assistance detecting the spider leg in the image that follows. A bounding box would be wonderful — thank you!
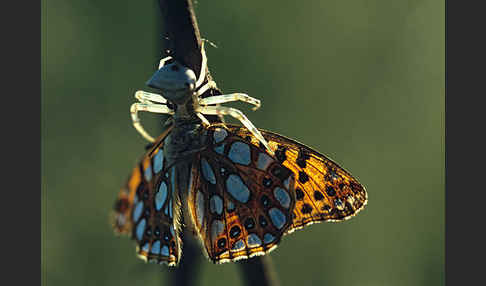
[196,105,273,155]
[130,102,174,143]
[159,56,173,69]
[196,113,211,127]
[196,41,208,89]
[195,80,217,97]
[135,90,167,104]
[198,93,261,111]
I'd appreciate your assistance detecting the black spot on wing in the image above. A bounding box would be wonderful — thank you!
[259,215,268,227]
[295,188,305,200]
[217,238,227,248]
[230,226,241,238]
[296,149,310,168]
[271,165,292,182]
[301,203,313,214]
[298,171,309,184]
[275,145,287,163]
[326,186,336,197]
[262,177,273,188]
[244,217,255,230]
[313,191,324,201]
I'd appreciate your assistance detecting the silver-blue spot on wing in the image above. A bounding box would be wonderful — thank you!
[142,242,150,252]
[155,182,168,211]
[132,201,144,222]
[144,165,152,181]
[213,128,228,143]
[153,151,164,174]
[168,199,173,219]
[161,245,170,256]
[228,141,251,165]
[268,208,286,229]
[256,152,274,171]
[196,190,205,226]
[201,158,216,184]
[231,239,245,252]
[263,233,276,244]
[247,233,262,247]
[273,187,291,209]
[151,240,161,254]
[225,174,250,203]
[209,195,223,215]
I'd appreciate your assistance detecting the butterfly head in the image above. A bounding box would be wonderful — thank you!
[146,61,197,105]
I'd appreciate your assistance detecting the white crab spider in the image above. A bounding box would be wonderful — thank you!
[130,42,272,154]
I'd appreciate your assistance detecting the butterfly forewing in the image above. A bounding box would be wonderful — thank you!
[278,144,367,229]
[187,126,296,263]
[223,124,368,233]
[112,130,182,266]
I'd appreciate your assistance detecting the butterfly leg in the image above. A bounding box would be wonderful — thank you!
[130,102,174,142]
[198,93,261,111]
[197,105,273,155]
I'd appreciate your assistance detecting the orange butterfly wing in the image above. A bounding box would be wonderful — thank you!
[112,127,182,266]
[224,124,368,233]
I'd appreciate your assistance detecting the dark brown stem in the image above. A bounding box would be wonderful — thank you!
[156,1,279,286]
[238,256,280,286]
[168,230,203,286]
[158,0,202,75]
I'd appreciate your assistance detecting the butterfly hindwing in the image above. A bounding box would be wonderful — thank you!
[187,125,296,263]
[112,129,182,266]
[222,124,368,233]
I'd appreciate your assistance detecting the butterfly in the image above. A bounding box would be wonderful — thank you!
[112,43,367,266]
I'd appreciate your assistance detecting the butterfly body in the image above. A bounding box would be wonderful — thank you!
[113,45,367,266]
[164,120,207,161]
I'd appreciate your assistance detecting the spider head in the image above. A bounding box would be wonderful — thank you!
[146,61,197,105]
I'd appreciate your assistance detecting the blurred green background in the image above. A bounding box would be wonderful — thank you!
[42,0,444,285]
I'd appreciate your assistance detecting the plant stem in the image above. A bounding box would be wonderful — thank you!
[158,0,202,75]
[156,1,279,286]
[238,255,280,286]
